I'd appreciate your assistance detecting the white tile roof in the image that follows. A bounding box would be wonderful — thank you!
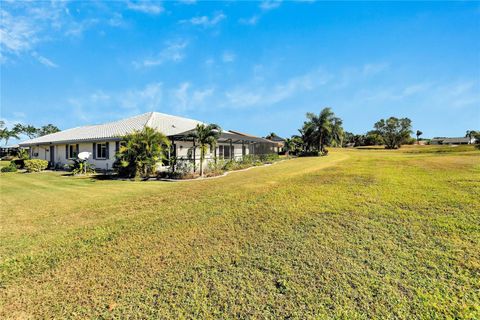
[19,112,204,146]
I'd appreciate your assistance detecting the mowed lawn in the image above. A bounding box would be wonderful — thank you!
[0,147,479,319]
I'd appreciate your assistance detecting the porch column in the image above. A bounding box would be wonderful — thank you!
[193,138,196,173]
[229,139,233,161]
[170,137,175,172]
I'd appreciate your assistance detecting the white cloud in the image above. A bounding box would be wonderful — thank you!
[120,83,164,110]
[31,52,58,68]
[0,9,38,53]
[222,51,236,63]
[126,1,164,15]
[172,82,215,112]
[260,0,282,11]
[0,2,123,66]
[239,15,260,26]
[362,62,389,76]
[181,12,226,27]
[134,40,188,68]
[225,69,330,108]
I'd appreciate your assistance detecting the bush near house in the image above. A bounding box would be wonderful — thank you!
[1,163,18,172]
[24,159,49,172]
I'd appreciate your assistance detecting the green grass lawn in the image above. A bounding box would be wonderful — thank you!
[0,161,10,168]
[1,146,479,318]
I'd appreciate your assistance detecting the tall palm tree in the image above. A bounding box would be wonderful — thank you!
[416,130,423,142]
[22,125,40,139]
[189,123,222,177]
[0,128,20,145]
[331,117,344,147]
[305,107,339,154]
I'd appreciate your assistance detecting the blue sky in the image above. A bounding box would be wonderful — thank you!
[1,0,479,143]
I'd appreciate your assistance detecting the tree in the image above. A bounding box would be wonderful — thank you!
[416,130,423,143]
[21,125,40,139]
[283,138,294,155]
[364,131,384,146]
[473,132,480,149]
[115,127,170,179]
[188,123,222,177]
[373,117,412,149]
[37,124,60,136]
[0,124,20,145]
[304,107,343,155]
[265,132,278,140]
[466,130,479,143]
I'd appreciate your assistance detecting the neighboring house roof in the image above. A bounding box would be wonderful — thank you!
[170,129,275,144]
[0,144,19,149]
[19,112,204,146]
[268,136,285,142]
[431,137,472,144]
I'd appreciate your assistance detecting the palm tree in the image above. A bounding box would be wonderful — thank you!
[189,123,222,177]
[0,128,20,145]
[22,125,40,139]
[305,107,342,154]
[265,132,277,140]
[331,117,344,147]
[116,127,170,179]
[283,138,294,155]
[416,130,423,143]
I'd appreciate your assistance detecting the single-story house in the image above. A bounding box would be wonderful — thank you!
[430,137,476,145]
[0,144,20,158]
[18,112,276,172]
[266,135,286,153]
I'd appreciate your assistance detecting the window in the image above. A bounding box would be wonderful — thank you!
[219,145,224,158]
[68,144,78,159]
[96,143,107,159]
[242,145,247,156]
[224,145,230,159]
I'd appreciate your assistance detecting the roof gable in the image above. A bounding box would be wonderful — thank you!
[19,112,203,146]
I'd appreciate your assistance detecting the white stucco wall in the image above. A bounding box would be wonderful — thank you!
[29,140,262,172]
[30,141,117,170]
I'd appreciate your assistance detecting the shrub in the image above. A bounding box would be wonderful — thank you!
[24,159,49,172]
[12,159,25,169]
[115,127,170,179]
[69,159,95,175]
[298,151,320,157]
[259,153,279,163]
[1,163,17,173]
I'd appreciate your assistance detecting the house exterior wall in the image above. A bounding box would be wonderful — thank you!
[29,139,273,172]
[30,141,117,170]
[172,141,253,172]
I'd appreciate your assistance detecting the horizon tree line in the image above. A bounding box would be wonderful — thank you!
[0,121,60,145]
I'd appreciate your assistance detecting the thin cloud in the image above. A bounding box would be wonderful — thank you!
[0,2,123,65]
[222,51,236,63]
[31,52,58,68]
[126,1,164,15]
[225,69,331,108]
[181,12,226,27]
[178,0,197,4]
[260,0,282,11]
[134,40,188,68]
[239,15,260,26]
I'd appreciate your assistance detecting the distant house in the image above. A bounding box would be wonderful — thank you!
[430,137,476,145]
[266,135,286,153]
[19,112,276,171]
[0,145,20,158]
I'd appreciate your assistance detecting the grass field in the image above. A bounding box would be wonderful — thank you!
[1,146,479,318]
